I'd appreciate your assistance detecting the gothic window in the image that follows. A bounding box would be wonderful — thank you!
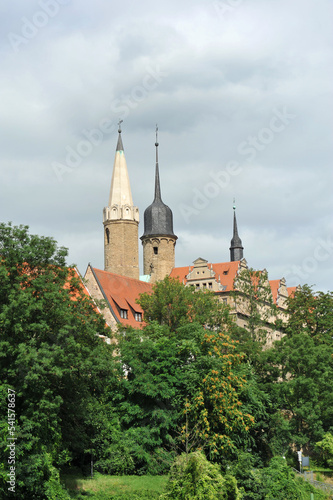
[105,228,110,244]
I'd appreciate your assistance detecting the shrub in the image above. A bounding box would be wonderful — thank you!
[160,451,241,500]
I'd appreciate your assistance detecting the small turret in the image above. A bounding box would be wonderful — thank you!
[141,127,175,238]
[230,203,244,262]
[140,126,177,282]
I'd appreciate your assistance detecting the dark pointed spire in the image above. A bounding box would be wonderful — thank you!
[141,126,176,239]
[230,201,244,261]
[154,124,162,201]
[116,119,124,151]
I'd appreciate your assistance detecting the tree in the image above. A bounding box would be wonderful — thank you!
[185,326,255,461]
[264,285,333,451]
[315,432,333,468]
[0,223,117,499]
[231,266,277,360]
[285,285,333,345]
[138,275,230,331]
[114,278,256,472]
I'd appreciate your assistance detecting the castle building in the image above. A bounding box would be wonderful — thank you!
[84,126,297,340]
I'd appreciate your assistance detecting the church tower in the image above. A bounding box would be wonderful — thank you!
[103,122,139,279]
[230,203,244,261]
[140,127,177,282]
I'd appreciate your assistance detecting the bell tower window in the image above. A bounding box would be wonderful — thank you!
[153,247,158,255]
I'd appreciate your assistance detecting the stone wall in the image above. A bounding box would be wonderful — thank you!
[84,265,119,330]
[104,219,139,280]
[142,236,176,283]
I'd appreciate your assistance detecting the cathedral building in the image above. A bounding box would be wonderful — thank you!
[84,126,296,340]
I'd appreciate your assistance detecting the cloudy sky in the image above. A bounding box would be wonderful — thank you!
[1,0,332,292]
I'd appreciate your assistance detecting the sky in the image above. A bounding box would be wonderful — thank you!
[1,0,332,292]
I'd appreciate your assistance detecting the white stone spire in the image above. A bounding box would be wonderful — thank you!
[108,122,134,208]
[103,123,139,279]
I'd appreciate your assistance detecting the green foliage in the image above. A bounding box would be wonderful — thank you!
[161,451,241,500]
[286,285,333,345]
[228,452,264,500]
[2,223,332,490]
[263,286,333,450]
[117,278,256,466]
[315,433,333,468]
[232,267,277,348]
[262,457,329,500]
[261,457,300,499]
[116,312,256,472]
[187,328,255,459]
[138,275,231,331]
[230,454,330,500]
[0,223,118,498]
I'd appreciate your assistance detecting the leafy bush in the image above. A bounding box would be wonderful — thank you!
[261,457,328,500]
[160,451,241,499]
[228,452,265,499]
[315,432,333,468]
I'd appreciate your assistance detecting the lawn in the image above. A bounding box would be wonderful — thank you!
[62,471,168,499]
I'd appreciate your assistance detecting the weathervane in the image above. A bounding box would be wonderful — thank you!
[118,119,123,133]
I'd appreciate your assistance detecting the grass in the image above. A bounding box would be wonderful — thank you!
[62,471,168,499]
[302,466,333,486]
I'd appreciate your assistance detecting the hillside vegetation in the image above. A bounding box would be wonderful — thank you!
[1,223,332,499]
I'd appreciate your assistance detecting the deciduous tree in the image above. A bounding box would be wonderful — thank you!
[0,223,117,499]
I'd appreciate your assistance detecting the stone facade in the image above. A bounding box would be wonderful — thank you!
[141,235,177,283]
[171,257,297,348]
[103,216,139,279]
[84,264,119,330]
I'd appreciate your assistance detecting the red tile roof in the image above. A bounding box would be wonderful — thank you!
[287,286,297,298]
[170,261,241,291]
[269,279,280,304]
[269,280,297,303]
[91,267,152,328]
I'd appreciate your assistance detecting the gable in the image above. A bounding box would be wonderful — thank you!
[85,266,152,329]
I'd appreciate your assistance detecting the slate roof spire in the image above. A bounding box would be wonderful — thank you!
[154,125,162,201]
[141,126,176,238]
[230,202,244,261]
